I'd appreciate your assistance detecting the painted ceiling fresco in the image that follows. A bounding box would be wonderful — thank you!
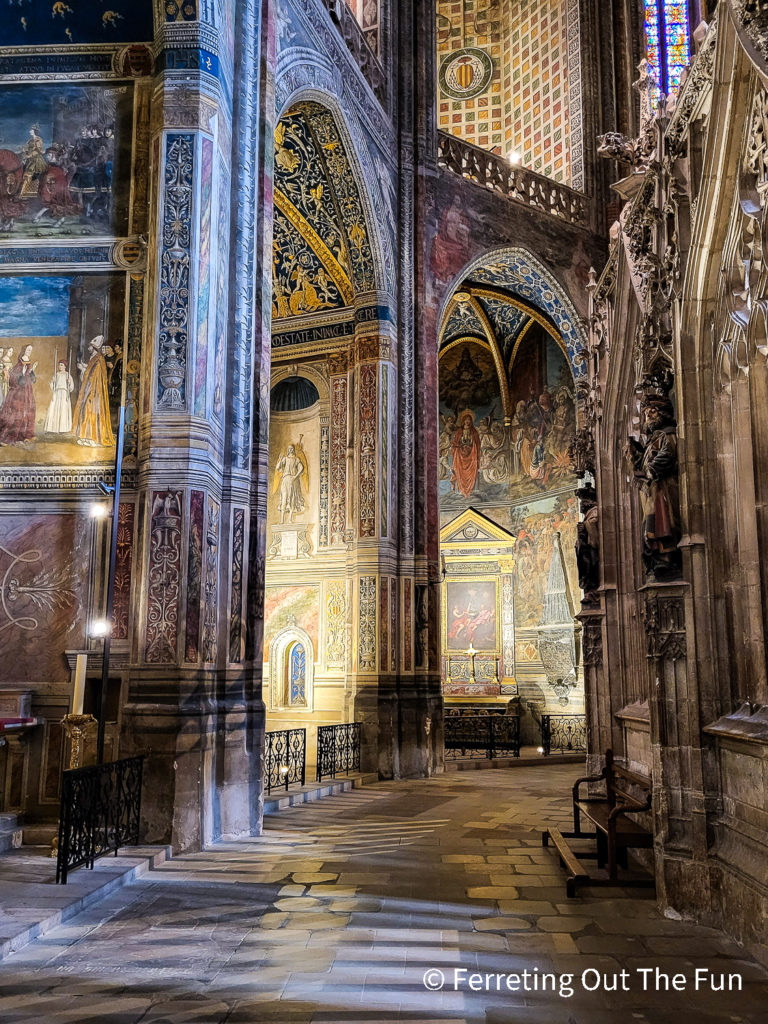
[440,285,559,374]
[272,102,374,323]
[466,253,586,379]
[2,0,154,46]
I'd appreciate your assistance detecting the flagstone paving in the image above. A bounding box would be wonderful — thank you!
[0,764,766,1023]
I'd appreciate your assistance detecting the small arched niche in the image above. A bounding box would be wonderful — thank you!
[269,626,315,712]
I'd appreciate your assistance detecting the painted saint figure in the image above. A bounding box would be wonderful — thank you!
[72,335,115,447]
[450,411,481,498]
[0,344,37,445]
[274,441,308,523]
[44,360,75,434]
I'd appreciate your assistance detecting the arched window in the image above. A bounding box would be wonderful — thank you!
[645,1,691,96]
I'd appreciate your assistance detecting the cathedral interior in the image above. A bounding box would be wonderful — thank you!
[2,0,768,1020]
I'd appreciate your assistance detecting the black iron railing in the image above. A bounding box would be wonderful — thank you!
[444,715,520,760]
[265,728,306,795]
[56,755,143,884]
[316,723,362,782]
[541,714,587,755]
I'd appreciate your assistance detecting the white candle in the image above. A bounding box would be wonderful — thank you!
[72,654,87,715]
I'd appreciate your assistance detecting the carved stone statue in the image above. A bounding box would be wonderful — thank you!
[623,385,682,580]
[575,483,600,603]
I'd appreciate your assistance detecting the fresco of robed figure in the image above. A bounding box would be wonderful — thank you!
[0,274,125,467]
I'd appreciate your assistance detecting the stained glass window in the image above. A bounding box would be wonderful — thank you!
[644,0,691,96]
[289,642,306,706]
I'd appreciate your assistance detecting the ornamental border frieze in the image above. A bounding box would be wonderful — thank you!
[153,85,219,133]
[0,43,148,81]
[0,467,121,491]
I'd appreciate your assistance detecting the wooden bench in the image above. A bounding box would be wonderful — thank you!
[542,749,654,896]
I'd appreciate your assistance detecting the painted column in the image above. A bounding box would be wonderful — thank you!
[120,0,265,851]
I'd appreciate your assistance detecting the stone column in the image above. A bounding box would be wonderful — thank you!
[120,0,267,851]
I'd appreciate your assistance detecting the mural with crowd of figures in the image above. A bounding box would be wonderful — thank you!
[439,325,577,521]
[0,274,126,466]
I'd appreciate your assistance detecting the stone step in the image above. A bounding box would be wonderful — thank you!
[21,824,58,847]
[0,813,22,854]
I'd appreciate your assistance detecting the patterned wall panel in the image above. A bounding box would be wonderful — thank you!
[157,133,194,411]
[359,575,376,671]
[202,496,219,664]
[184,489,204,662]
[358,363,377,538]
[229,507,245,664]
[330,374,348,544]
[146,490,183,664]
[193,138,213,418]
[112,501,135,641]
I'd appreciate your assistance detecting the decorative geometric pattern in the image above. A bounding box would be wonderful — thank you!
[437,0,583,187]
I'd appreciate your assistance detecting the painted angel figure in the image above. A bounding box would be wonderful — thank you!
[274,440,308,523]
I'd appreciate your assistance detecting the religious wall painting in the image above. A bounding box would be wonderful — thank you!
[444,578,497,653]
[0,84,133,238]
[511,493,579,628]
[506,327,576,500]
[439,341,507,511]
[438,329,577,519]
[0,274,125,467]
[2,1,154,46]
[263,585,319,657]
[272,440,309,524]
[267,384,323,558]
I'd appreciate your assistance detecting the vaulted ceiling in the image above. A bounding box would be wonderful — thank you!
[272,102,374,324]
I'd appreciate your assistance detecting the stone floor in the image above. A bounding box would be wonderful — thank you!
[0,764,766,1023]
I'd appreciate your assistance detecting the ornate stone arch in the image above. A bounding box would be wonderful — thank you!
[439,246,589,383]
[268,626,316,712]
